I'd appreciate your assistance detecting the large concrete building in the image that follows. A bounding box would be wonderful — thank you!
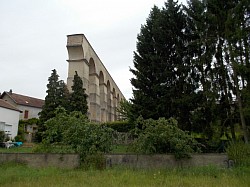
[66,34,125,122]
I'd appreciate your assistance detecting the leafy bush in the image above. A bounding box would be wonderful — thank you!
[102,121,134,132]
[38,108,113,166]
[17,118,40,142]
[81,152,106,170]
[226,141,250,166]
[62,115,113,159]
[0,131,5,142]
[131,117,200,159]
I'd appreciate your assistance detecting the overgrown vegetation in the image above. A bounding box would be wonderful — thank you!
[16,0,249,172]
[102,120,133,132]
[131,117,200,159]
[37,69,88,142]
[0,162,249,187]
[15,118,39,142]
[129,0,250,142]
[33,108,113,167]
[0,131,5,142]
[226,141,250,166]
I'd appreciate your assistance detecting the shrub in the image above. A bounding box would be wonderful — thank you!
[102,121,134,132]
[0,131,5,142]
[62,117,113,160]
[81,152,106,170]
[226,141,250,166]
[39,108,113,165]
[131,117,200,159]
[18,118,39,142]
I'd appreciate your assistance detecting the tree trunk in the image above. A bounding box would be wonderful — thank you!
[234,73,249,143]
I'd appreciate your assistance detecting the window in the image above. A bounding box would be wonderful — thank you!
[24,110,29,119]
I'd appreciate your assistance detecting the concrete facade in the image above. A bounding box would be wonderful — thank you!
[0,153,80,169]
[0,153,229,169]
[105,154,229,169]
[66,34,125,122]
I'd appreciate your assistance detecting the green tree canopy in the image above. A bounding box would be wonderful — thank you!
[130,0,199,130]
[37,69,69,142]
[130,0,250,142]
[69,71,88,115]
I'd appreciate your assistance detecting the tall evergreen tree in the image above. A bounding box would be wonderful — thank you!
[186,0,250,142]
[184,0,215,135]
[58,80,70,111]
[37,69,69,142]
[224,0,250,142]
[39,69,67,123]
[130,0,249,141]
[130,0,199,130]
[69,71,88,115]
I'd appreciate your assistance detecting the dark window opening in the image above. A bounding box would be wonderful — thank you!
[24,110,29,119]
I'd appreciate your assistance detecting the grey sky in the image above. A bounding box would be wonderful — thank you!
[0,0,185,100]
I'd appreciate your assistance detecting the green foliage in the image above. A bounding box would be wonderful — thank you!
[62,117,113,159]
[102,121,134,132]
[226,141,250,166]
[37,69,69,142]
[1,163,250,187]
[0,131,5,142]
[81,152,106,170]
[39,69,69,123]
[132,117,200,159]
[116,99,136,122]
[32,143,74,154]
[17,118,39,142]
[39,108,113,162]
[69,71,88,115]
[130,0,201,130]
[130,0,250,143]
[0,147,33,153]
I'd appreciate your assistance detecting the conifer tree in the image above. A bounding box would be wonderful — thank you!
[130,0,199,130]
[186,0,250,142]
[37,69,69,142]
[69,71,88,115]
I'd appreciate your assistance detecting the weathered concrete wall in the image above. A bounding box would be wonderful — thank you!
[0,153,228,169]
[105,154,229,169]
[0,153,80,169]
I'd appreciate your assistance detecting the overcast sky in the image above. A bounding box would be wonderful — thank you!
[0,0,185,100]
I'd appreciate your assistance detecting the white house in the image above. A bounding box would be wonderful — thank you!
[0,90,44,120]
[0,99,21,139]
[0,90,44,141]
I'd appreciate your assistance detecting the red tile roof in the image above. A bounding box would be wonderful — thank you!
[0,99,21,112]
[0,92,44,108]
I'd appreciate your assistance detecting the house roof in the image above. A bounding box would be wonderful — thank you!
[0,99,21,112]
[0,91,44,108]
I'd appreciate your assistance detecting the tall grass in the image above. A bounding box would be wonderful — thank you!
[226,141,250,166]
[0,147,33,153]
[0,163,249,187]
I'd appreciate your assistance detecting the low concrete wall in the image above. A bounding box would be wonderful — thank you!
[0,153,80,169]
[0,153,228,169]
[105,154,228,169]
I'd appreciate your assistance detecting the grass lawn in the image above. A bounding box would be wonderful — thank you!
[0,144,131,154]
[0,147,33,153]
[0,162,249,187]
[111,144,132,154]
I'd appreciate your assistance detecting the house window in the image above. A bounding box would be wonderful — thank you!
[24,110,29,119]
